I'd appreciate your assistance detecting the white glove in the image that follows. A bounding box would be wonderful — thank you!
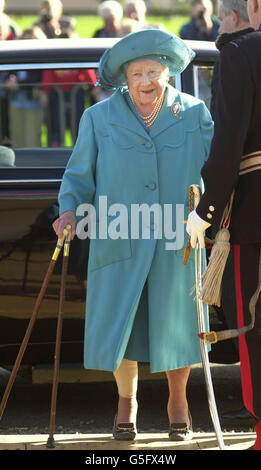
[186,210,211,248]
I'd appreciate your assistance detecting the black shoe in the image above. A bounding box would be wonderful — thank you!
[112,415,137,441]
[169,411,193,442]
[222,407,252,420]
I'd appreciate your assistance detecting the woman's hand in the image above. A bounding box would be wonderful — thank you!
[52,210,76,240]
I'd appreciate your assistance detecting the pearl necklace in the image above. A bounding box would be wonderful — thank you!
[129,91,165,128]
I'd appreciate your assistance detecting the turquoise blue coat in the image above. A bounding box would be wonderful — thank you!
[58,84,214,373]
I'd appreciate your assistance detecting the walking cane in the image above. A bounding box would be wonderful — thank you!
[0,225,71,431]
[46,225,71,448]
[185,185,225,450]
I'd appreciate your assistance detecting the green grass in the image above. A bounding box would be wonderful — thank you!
[11,14,189,38]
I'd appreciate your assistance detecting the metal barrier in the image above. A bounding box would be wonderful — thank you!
[0,81,94,150]
[45,84,93,147]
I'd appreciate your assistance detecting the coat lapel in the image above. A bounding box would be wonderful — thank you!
[150,85,184,139]
[107,85,184,140]
[107,89,149,140]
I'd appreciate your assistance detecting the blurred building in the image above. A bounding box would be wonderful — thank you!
[5,0,183,14]
[5,0,99,14]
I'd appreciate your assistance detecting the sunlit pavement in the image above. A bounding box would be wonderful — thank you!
[0,431,255,450]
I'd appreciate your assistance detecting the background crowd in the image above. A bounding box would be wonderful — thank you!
[0,0,221,41]
[0,0,221,148]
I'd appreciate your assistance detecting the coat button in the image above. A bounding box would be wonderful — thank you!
[209,205,215,212]
[146,182,157,190]
[207,213,213,219]
[144,141,153,149]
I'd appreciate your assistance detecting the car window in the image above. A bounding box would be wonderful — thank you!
[192,64,214,111]
[0,62,214,169]
[0,66,100,168]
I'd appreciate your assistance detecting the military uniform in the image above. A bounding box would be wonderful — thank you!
[196,28,261,444]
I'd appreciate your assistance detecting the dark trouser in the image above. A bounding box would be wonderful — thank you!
[49,88,85,145]
[233,243,261,420]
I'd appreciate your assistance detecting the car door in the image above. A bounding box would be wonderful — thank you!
[0,38,106,367]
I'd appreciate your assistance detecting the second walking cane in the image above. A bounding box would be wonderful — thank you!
[184,184,225,450]
[46,225,71,448]
[0,224,71,448]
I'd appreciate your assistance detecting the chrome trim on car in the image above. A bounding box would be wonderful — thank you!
[0,179,62,184]
[0,62,99,71]
[175,74,182,92]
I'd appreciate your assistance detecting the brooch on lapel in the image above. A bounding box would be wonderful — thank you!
[171,102,182,119]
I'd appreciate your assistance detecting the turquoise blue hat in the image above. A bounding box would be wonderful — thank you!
[97,29,195,90]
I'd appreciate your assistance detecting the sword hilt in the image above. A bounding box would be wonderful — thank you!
[183,185,202,265]
[190,184,202,209]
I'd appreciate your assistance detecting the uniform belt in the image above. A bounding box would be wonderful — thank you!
[239,150,261,175]
[200,150,261,344]
[221,150,261,229]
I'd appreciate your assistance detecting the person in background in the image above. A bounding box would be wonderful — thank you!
[59,16,78,38]
[123,0,147,25]
[93,0,123,38]
[34,0,63,38]
[179,0,220,98]
[0,13,17,145]
[211,0,251,116]
[123,0,164,30]
[34,0,76,39]
[5,27,47,148]
[92,1,124,102]
[0,72,11,145]
[22,26,47,40]
[180,0,220,41]
[0,0,21,39]
[40,68,97,146]
[0,11,18,40]
[218,0,250,33]
[117,17,141,36]
[0,12,9,40]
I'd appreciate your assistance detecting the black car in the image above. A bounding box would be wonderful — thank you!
[0,38,238,379]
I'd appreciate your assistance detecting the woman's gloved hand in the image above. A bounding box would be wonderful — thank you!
[186,209,211,248]
[52,210,76,240]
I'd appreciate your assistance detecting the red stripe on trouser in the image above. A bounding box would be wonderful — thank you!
[233,244,256,417]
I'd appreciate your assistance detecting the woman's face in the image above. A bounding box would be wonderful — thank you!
[126,59,169,107]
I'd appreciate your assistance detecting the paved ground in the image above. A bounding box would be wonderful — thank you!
[0,362,258,454]
[0,430,256,451]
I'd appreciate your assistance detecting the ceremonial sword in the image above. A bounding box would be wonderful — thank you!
[190,184,226,450]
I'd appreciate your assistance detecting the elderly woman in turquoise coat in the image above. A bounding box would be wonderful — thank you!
[53,29,213,441]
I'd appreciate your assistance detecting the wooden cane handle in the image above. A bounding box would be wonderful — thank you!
[190,184,202,209]
[57,224,72,244]
[63,224,71,237]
